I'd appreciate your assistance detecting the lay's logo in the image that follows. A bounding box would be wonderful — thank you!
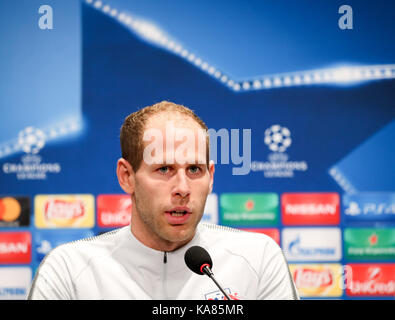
[44,199,85,220]
[289,264,343,297]
[294,268,333,288]
[35,195,94,228]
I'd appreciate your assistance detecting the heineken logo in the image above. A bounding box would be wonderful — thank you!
[220,193,278,227]
[344,228,395,260]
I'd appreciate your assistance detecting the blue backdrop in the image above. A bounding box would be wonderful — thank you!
[0,0,394,300]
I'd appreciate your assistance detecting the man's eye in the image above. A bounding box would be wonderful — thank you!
[158,166,170,174]
[188,166,201,174]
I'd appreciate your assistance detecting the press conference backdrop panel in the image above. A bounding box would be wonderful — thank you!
[0,0,394,300]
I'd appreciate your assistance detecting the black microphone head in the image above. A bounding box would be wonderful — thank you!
[184,246,213,275]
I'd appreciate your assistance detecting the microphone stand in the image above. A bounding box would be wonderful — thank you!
[202,265,232,300]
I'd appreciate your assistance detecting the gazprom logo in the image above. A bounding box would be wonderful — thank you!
[0,267,31,300]
[288,236,336,256]
[0,287,26,296]
[343,193,395,222]
[282,228,341,261]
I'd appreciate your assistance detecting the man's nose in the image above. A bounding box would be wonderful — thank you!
[172,169,191,198]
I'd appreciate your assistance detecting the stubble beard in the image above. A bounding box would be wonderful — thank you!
[133,193,206,249]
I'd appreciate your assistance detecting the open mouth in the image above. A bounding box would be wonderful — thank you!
[164,208,192,225]
[167,210,188,216]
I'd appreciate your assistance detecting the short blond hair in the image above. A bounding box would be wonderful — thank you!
[120,101,210,172]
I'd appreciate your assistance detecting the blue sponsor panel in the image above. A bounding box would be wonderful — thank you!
[342,193,395,223]
[34,229,95,263]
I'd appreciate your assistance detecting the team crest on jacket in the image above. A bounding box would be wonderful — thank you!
[204,288,240,300]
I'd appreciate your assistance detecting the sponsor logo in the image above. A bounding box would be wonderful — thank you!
[282,228,342,261]
[344,228,395,260]
[34,230,95,263]
[0,232,32,264]
[35,194,95,228]
[204,288,240,300]
[220,193,278,227]
[282,193,340,225]
[240,228,280,245]
[346,264,395,296]
[251,124,308,178]
[201,193,218,225]
[2,126,61,180]
[289,264,343,297]
[0,267,32,300]
[343,193,395,221]
[45,199,85,220]
[0,196,30,227]
[97,194,132,228]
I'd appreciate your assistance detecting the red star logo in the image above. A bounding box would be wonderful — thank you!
[369,233,378,246]
[245,200,254,211]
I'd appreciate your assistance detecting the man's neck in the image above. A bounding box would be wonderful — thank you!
[129,218,195,252]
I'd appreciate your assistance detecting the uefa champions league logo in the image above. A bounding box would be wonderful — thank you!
[2,126,61,180]
[18,127,46,154]
[250,124,308,178]
[264,124,292,153]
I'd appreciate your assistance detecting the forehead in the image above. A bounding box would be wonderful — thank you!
[142,111,208,165]
[145,111,201,130]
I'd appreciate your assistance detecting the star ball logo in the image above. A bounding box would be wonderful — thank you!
[18,127,46,154]
[264,124,292,153]
[2,126,61,180]
[251,124,308,178]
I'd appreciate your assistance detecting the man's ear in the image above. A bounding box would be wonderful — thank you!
[208,160,215,193]
[116,158,135,195]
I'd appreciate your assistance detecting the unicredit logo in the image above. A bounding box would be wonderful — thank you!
[294,268,333,288]
[346,264,395,296]
[44,199,85,220]
[97,195,132,228]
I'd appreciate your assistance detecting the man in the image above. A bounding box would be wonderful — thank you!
[28,101,299,300]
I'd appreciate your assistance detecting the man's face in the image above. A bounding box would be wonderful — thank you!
[130,112,214,251]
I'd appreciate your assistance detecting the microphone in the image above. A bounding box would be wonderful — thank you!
[184,246,232,300]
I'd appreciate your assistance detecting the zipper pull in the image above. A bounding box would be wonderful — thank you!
[163,251,167,264]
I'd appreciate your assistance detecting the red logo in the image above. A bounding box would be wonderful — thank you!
[369,233,378,246]
[282,193,340,225]
[241,228,280,245]
[245,200,255,211]
[97,195,132,228]
[44,199,85,220]
[0,232,32,264]
[346,264,395,296]
[294,268,333,288]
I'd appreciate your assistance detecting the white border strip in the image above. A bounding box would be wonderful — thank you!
[329,167,358,194]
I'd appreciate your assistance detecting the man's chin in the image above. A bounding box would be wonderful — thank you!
[163,225,195,246]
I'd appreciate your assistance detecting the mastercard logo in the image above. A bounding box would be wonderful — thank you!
[0,197,22,222]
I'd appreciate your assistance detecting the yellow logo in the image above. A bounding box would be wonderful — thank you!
[35,194,95,228]
[289,264,343,297]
